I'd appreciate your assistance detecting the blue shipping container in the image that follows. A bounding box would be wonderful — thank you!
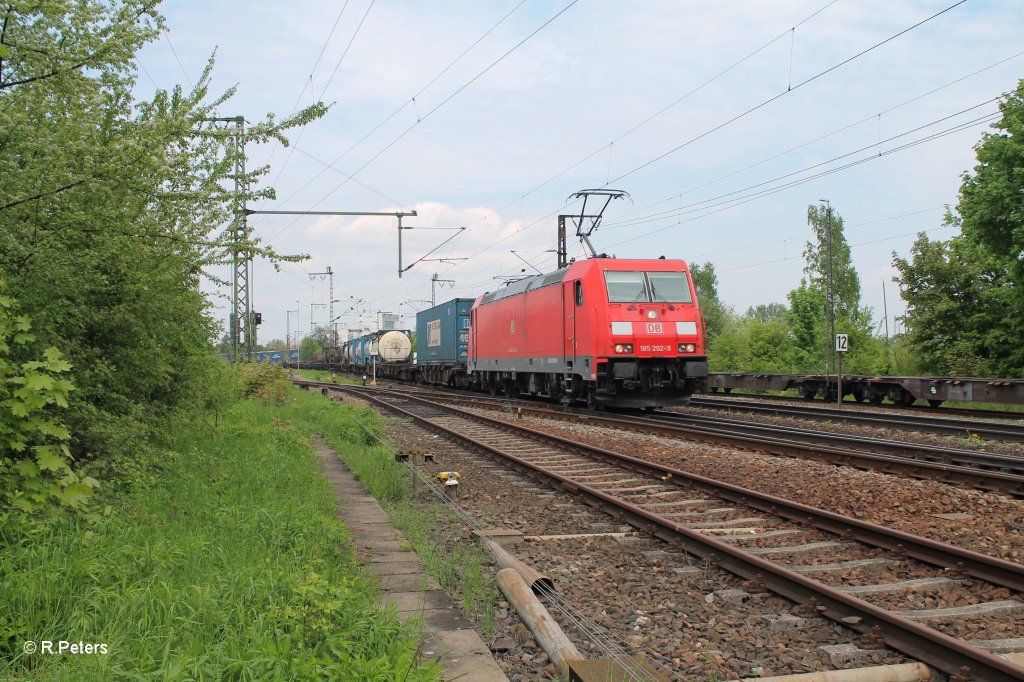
[416,298,474,365]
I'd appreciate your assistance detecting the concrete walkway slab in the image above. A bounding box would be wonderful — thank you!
[367,561,425,576]
[312,435,508,682]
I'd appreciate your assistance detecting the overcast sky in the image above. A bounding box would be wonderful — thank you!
[136,0,1023,345]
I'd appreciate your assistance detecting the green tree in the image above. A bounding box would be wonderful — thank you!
[690,262,729,344]
[893,232,1016,375]
[894,80,1024,377]
[786,280,827,372]
[0,1,326,484]
[746,302,787,324]
[299,336,323,360]
[260,339,288,351]
[957,80,1024,283]
[794,204,876,373]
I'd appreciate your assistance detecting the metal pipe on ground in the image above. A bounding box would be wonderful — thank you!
[726,651,1024,682]
[482,538,554,594]
[496,567,582,679]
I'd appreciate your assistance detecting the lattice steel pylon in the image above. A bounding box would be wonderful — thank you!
[221,116,252,361]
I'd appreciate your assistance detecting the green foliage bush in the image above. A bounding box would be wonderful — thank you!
[240,362,292,404]
[0,282,98,541]
[0,1,325,494]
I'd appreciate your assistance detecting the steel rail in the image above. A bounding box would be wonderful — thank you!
[337,385,1024,681]
[644,410,1024,473]
[689,396,1024,443]
[296,379,1024,491]
[391,389,1024,496]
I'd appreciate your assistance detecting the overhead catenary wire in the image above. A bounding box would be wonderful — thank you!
[721,223,959,274]
[256,0,352,191]
[267,0,373,194]
[607,48,1024,226]
[601,111,999,249]
[394,107,992,317]
[423,0,844,261]
[161,28,193,89]
[270,0,999,337]
[604,0,969,187]
[601,97,1001,233]
[261,0,580,248]
[271,0,529,213]
[269,1,963,325]
[414,0,971,291]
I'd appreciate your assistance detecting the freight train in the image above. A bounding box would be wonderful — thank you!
[301,257,709,409]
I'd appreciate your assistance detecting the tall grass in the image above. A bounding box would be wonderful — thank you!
[283,390,500,639]
[0,395,440,681]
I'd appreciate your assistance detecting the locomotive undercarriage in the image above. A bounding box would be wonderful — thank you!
[594,357,708,408]
[472,356,709,409]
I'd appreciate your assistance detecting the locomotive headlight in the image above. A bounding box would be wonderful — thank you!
[646,310,658,319]
[677,343,696,353]
[614,344,633,353]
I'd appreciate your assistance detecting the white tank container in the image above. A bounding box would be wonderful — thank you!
[372,330,412,363]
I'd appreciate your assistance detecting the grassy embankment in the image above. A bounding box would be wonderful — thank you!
[281,386,500,641]
[0,381,441,681]
[293,368,358,384]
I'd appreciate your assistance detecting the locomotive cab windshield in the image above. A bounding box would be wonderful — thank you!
[604,270,692,303]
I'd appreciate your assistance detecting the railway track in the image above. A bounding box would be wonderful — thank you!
[334,385,1024,680]
[701,390,1024,422]
[689,396,1024,443]
[363,383,1024,497]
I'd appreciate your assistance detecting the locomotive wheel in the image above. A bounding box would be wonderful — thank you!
[488,383,499,397]
[851,388,865,403]
[868,394,884,405]
[801,389,816,401]
[586,391,602,411]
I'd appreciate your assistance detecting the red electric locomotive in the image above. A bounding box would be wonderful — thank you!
[467,257,708,408]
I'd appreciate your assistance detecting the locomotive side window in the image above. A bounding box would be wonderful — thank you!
[574,280,583,306]
[604,271,647,303]
[647,271,692,303]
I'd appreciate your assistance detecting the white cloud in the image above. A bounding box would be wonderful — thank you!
[146,0,1024,342]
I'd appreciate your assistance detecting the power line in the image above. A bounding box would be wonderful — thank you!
[422,0,966,277]
[602,97,1000,232]
[720,224,957,273]
[691,206,944,261]
[261,0,580,247]
[258,0,352,186]
[606,0,969,187]
[601,110,998,249]
[421,0,844,263]
[318,0,375,99]
[268,0,372,194]
[433,105,992,304]
[162,29,193,89]
[607,49,1024,226]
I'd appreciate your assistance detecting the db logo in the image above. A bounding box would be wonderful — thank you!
[645,322,663,334]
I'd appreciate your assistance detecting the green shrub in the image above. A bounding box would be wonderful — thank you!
[240,362,291,404]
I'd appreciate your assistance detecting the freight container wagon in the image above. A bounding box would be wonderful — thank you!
[415,298,474,386]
